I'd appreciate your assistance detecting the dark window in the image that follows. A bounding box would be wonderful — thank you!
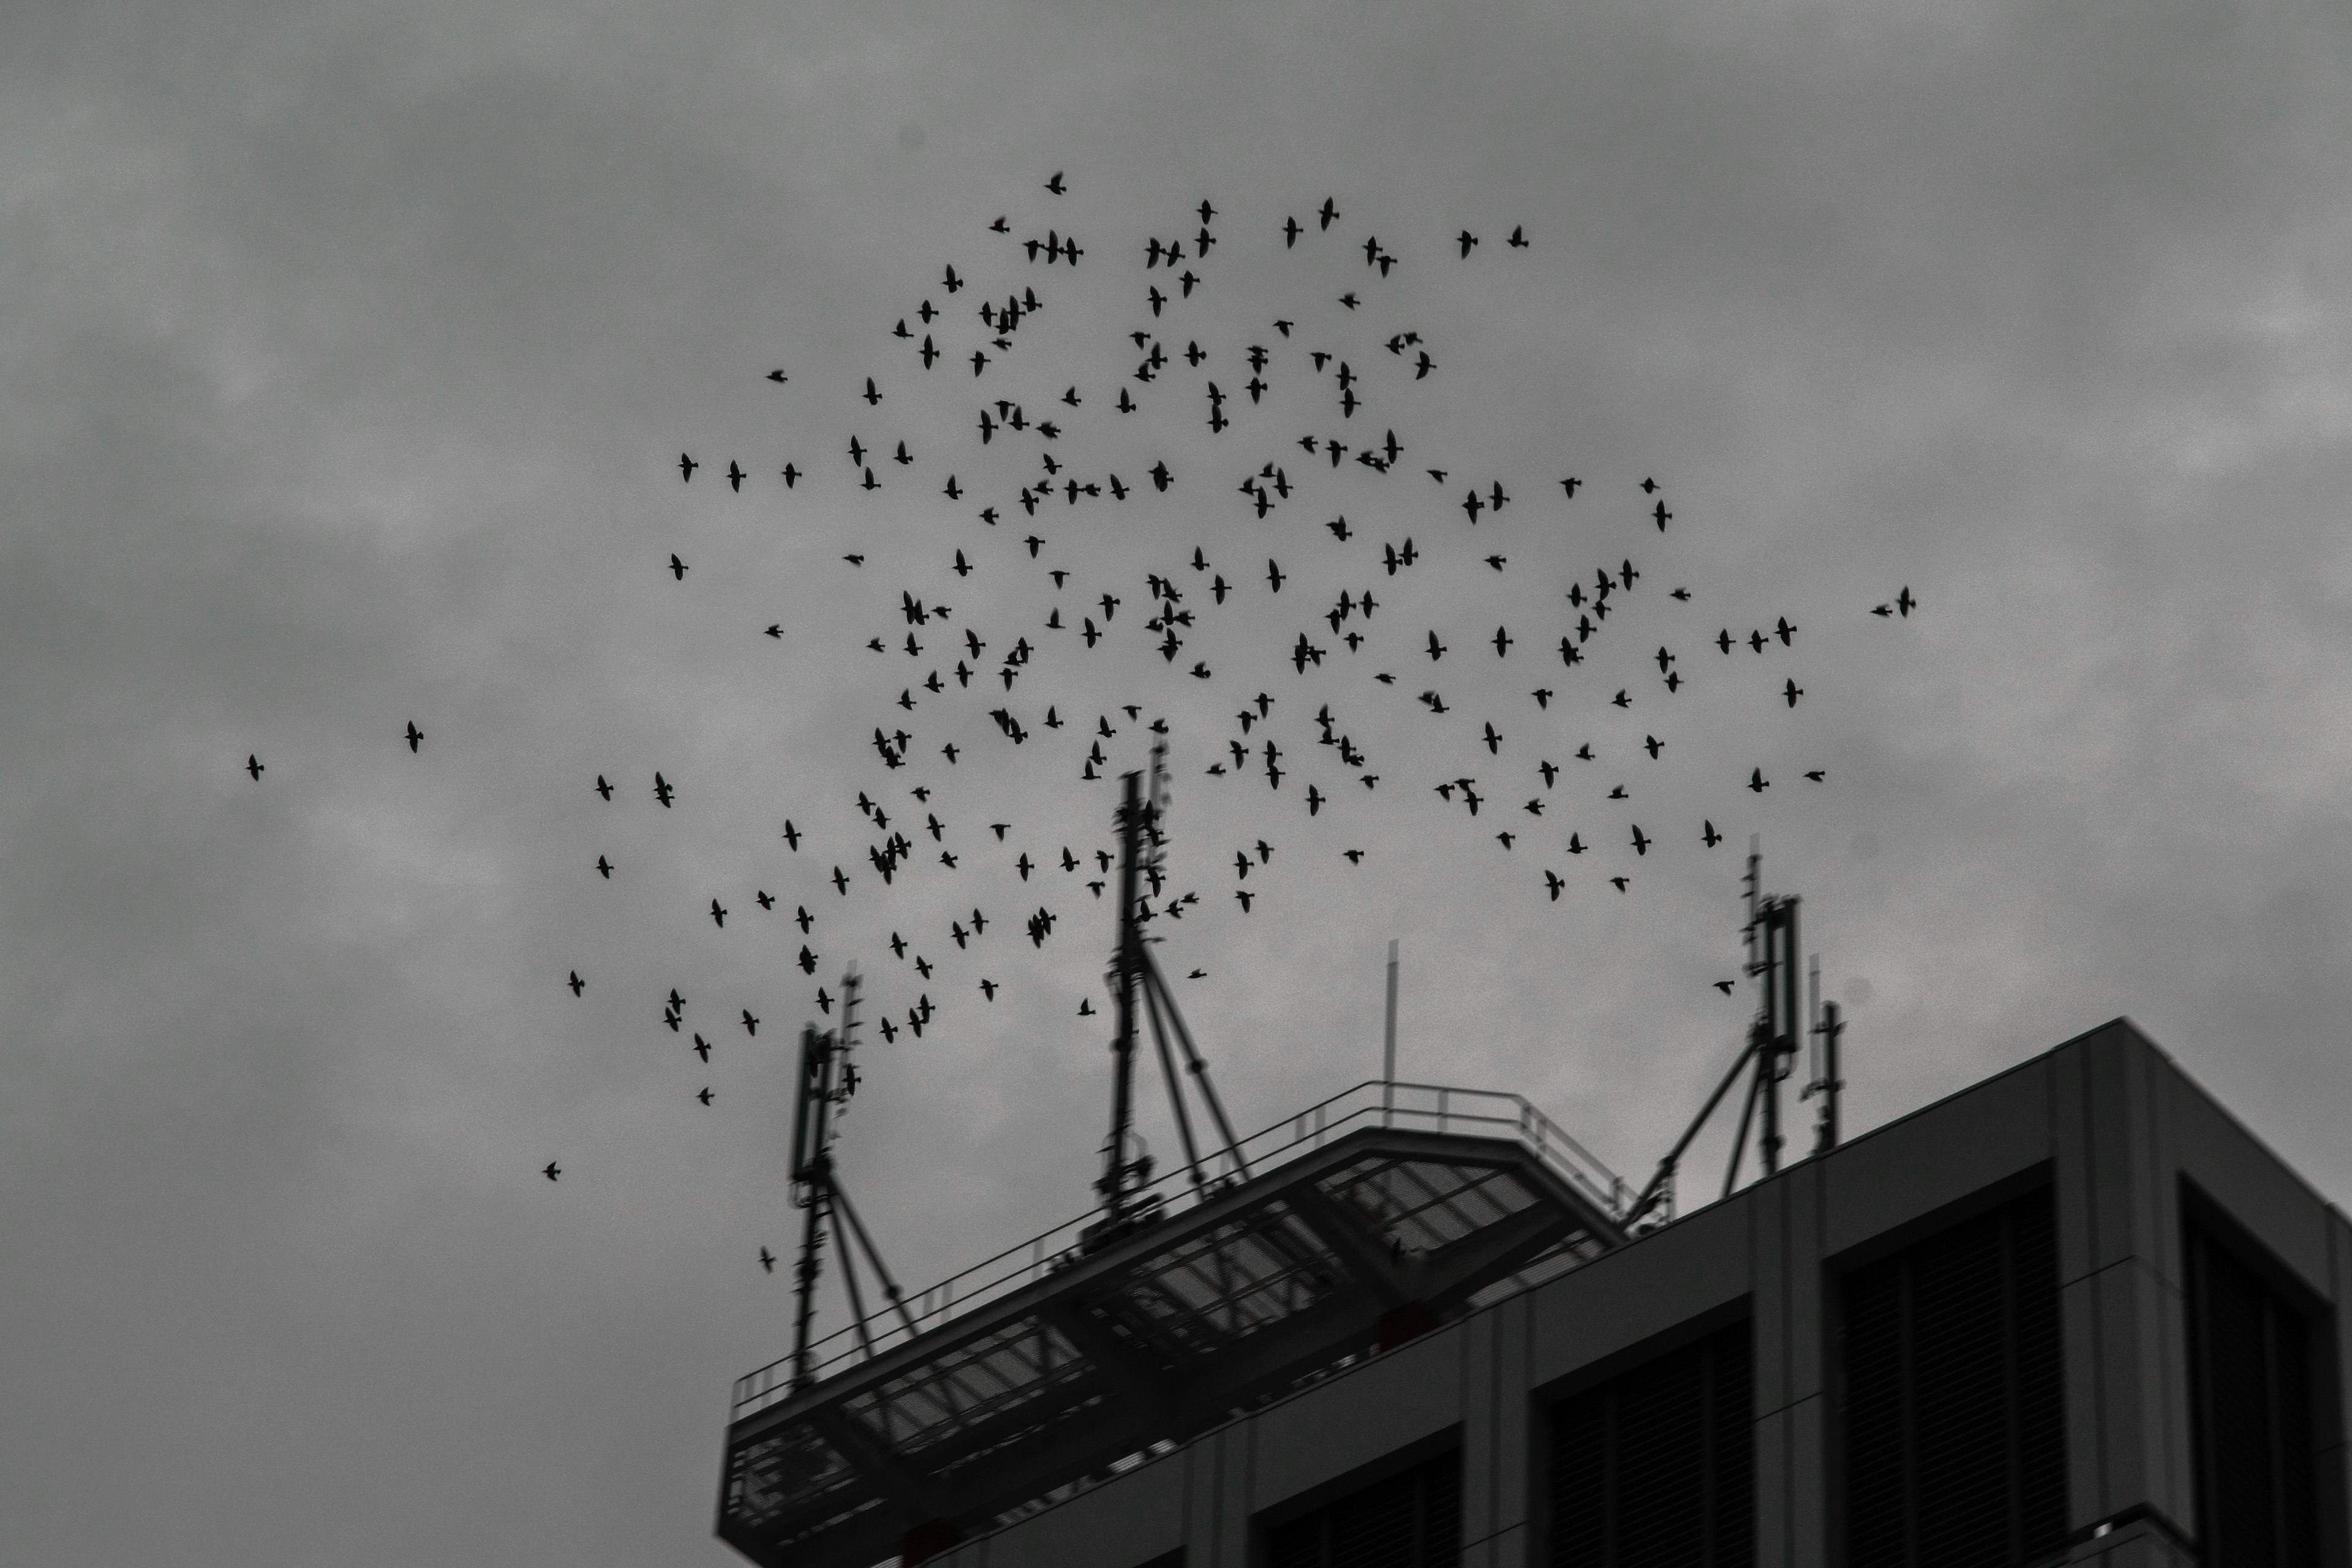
[2185,1213,2320,1568]
[1265,1449,1460,1568]
[1549,1319,1754,1568]
[1839,1186,2067,1568]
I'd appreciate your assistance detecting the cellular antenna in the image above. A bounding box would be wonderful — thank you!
[1624,840,1822,1229]
[1803,954,1845,1153]
[1086,756,1250,1250]
[787,968,914,1392]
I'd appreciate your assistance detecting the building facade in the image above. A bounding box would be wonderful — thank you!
[927,1020,2351,1568]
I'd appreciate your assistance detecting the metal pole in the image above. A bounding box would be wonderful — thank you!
[1099,772,1144,1223]
[1820,1001,1844,1153]
[1382,939,1399,1126]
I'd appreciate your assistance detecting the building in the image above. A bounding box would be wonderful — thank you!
[719,1019,2351,1567]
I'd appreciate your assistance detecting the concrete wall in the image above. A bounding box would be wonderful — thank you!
[937,1020,2349,1568]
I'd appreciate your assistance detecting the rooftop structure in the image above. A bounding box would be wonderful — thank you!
[717,1080,1629,1568]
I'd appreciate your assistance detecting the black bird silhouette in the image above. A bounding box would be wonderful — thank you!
[1784,679,1804,707]
[596,856,612,879]
[698,1088,714,1106]
[710,900,726,928]
[567,971,584,995]
[1508,225,1528,248]
[1045,171,1066,194]
[742,1010,758,1034]
[405,721,423,752]
[1749,769,1770,793]
[246,755,263,780]
[545,1163,560,1181]
[595,775,612,800]
[1458,230,1479,257]
[654,772,674,807]
[728,460,745,491]
[669,554,687,581]
[1318,197,1339,230]
[1702,820,1723,847]
[679,453,696,481]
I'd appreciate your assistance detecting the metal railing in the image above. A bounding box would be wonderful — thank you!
[728,1079,1626,1421]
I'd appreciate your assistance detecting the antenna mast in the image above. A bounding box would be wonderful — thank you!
[1625,841,1836,1229]
[1088,753,1251,1250]
[787,969,915,1392]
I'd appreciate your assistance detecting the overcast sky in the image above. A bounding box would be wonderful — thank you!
[6,1,2351,1562]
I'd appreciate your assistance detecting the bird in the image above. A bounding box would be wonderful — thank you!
[1318,197,1339,230]
[1630,825,1650,856]
[727,460,745,491]
[698,1088,714,1106]
[1458,230,1479,258]
[405,721,423,752]
[1508,225,1528,248]
[781,820,801,850]
[1805,769,1827,782]
[595,856,612,879]
[1785,679,1804,707]
[595,775,612,800]
[1045,170,1066,194]
[760,1247,776,1272]
[710,900,726,927]
[1749,769,1770,793]
[694,1035,712,1062]
[245,755,263,780]
[1610,877,1629,892]
[1898,586,1915,616]
[1702,820,1723,847]
[669,554,687,581]
[544,1162,561,1181]
[654,772,674,808]
[1715,981,1736,995]
[567,971,584,995]
[1544,870,1564,900]
[679,453,696,481]
[742,1010,758,1035]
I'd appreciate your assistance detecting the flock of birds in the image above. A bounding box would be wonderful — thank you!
[239,171,1919,1226]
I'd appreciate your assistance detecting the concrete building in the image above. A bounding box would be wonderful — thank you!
[719,1020,2351,1568]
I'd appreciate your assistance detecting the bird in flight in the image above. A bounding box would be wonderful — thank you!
[670,554,688,581]
[595,775,612,800]
[246,755,263,780]
[1318,197,1340,230]
[596,856,612,879]
[405,722,423,752]
[1045,171,1066,194]
[679,453,696,481]
[1702,820,1723,847]
[544,1162,560,1181]
[654,772,674,807]
[759,1246,776,1272]
[567,971,584,996]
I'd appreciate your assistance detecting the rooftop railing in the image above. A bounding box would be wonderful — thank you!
[729,1079,1626,1422]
